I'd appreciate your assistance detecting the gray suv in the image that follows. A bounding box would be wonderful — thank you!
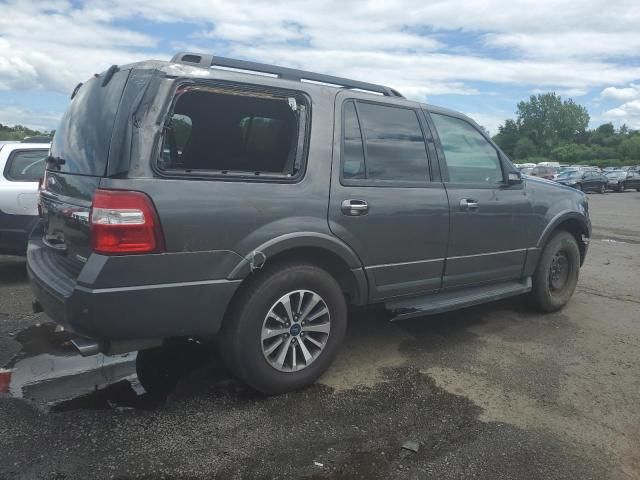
[28,53,591,394]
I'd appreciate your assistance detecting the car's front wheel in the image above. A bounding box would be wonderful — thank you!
[618,182,625,192]
[599,183,606,194]
[575,183,583,191]
[220,262,347,394]
[530,231,580,313]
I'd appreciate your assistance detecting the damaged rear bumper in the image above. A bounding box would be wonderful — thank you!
[27,237,243,351]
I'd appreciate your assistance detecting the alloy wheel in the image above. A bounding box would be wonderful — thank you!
[261,290,331,372]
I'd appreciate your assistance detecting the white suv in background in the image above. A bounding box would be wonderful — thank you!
[0,142,50,255]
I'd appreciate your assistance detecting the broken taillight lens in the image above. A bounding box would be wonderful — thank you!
[90,189,165,255]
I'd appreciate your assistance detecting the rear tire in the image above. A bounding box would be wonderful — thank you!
[530,231,580,313]
[220,262,347,394]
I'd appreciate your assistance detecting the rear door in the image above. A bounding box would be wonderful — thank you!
[329,93,449,300]
[583,172,598,191]
[626,171,640,189]
[39,68,133,265]
[426,110,527,289]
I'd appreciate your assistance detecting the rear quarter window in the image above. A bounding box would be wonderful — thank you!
[3,149,48,182]
[158,84,309,181]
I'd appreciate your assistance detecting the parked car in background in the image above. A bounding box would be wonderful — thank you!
[28,53,591,394]
[530,165,557,180]
[555,170,607,193]
[0,142,50,255]
[605,170,640,192]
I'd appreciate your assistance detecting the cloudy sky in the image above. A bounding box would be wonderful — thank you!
[1,0,640,133]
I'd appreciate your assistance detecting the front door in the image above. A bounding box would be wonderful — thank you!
[329,94,449,301]
[427,110,526,289]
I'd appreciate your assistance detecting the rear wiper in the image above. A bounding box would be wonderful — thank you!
[45,156,66,169]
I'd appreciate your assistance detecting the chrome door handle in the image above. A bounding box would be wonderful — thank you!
[341,199,369,216]
[460,198,479,211]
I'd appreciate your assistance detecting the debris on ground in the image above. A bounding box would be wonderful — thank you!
[401,440,420,454]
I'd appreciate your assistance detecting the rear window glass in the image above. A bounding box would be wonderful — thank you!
[159,86,308,179]
[49,69,129,176]
[4,149,48,181]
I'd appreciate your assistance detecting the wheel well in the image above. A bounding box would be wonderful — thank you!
[554,219,589,265]
[231,247,363,307]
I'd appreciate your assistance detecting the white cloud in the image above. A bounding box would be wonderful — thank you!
[600,84,640,102]
[603,99,640,129]
[600,84,640,127]
[462,112,511,136]
[0,0,639,129]
[0,1,155,93]
[483,32,640,60]
[0,106,61,131]
[532,87,589,98]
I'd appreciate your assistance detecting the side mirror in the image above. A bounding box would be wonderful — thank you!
[507,171,522,184]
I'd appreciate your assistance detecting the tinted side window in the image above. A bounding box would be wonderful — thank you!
[431,113,503,184]
[4,149,47,181]
[342,101,366,179]
[357,102,428,181]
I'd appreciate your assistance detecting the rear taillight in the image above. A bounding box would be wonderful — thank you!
[90,189,165,255]
[0,368,12,394]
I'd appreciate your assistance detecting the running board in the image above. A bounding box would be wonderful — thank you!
[386,278,532,321]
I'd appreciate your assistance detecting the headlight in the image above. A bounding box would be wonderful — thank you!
[566,180,576,185]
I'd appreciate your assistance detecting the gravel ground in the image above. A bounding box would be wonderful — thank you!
[1,191,639,480]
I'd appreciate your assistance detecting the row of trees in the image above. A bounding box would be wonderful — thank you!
[492,93,640,167]
[0,123,53,141]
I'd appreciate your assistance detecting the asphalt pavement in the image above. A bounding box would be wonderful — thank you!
[1,191,639,480]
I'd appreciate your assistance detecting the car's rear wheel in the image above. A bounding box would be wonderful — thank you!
[599,183,606,194]
[220,262,347,394]
[530,231,580,313]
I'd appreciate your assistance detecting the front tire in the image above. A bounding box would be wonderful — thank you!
[220,262,347,394]
[599,183,606,194]
[618,182,625,192]
[575,183,583,191]
[530,231,580,313]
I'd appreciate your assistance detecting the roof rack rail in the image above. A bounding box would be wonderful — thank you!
[171,52,404,98]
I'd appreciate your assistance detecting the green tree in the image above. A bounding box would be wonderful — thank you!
[618,135,640,160]
[513,137,537,159]
[0,122,49,141]
[515,93,589,155]
[492,119,520,158]
[550,143,595,163]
